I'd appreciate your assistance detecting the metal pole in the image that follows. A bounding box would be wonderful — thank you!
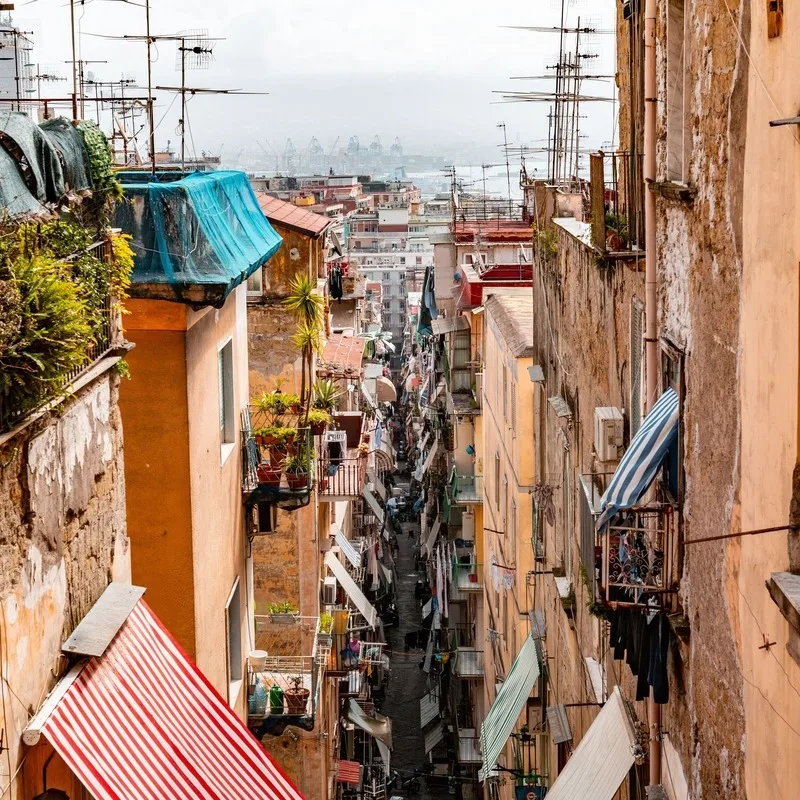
[643,0,661,785]
[69,0,78,119]
[13,30,20,112]
[180,40,186,169]
[145,0,155,173]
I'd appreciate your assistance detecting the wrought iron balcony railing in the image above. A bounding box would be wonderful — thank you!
[317,455,369,499]
[589,150,645,255]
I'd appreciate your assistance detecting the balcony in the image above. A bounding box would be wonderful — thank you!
[589,150,645,256]
[241,408,313,511]
[454,647,484,679]
[582,473,679,610]
[247,614,328,731]
[452,560,483,592]
[452,474,483,505]
[316,455,368,499]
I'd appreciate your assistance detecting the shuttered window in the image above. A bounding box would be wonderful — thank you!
[511,381,517,436]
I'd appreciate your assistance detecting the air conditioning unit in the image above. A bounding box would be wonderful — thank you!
[322,577,337,606]
[594,407,624,462]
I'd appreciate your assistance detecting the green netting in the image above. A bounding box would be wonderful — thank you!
[40,117,93,193]
[115,170,282,308]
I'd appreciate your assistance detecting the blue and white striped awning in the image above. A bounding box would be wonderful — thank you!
[595,388,679,532]
[336,529,362,569]
[480,633,541,778]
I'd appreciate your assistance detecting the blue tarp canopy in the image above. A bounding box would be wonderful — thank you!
[116,170,282,308]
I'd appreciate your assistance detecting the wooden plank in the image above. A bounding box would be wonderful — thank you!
[62,583,146,657]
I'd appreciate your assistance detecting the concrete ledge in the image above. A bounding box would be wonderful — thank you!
[767,571,800,634]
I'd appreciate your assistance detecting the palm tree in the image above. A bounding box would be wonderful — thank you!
[284,275,324,413]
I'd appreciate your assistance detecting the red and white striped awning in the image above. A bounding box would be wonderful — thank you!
[24,599,304,800]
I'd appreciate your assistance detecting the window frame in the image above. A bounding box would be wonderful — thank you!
[225,577,243,701]
[218,339,235,449]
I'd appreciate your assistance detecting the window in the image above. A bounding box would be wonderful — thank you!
[416,256,423,265]
[383,301,391,310]
[382,272,391,281]
[666,0,691,182]
[511,381,517,436]
[767,0,784,38]
[503,476,509,525]
[630,298,645,436]
[400,257,406,265]
[246,266,263,296]
[511,499,517,552]
[225,579,243,692]
[218,340,235,445]
[502,364,508,419]
[494,453,501,509]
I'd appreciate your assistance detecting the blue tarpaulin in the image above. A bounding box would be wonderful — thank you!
[116,170,282,308]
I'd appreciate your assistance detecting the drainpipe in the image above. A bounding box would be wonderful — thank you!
[643,0,662,787]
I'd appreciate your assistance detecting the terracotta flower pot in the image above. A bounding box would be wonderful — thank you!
[257,463,281,489]
[310,421,328,436]
[286,473,308,491]
[285,688,310,714]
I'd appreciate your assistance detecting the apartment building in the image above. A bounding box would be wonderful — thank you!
[407,2,800,799]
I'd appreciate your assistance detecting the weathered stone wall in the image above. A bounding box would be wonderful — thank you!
[532,223,647,781]
[0,370,129,798]
[653,0,749,795]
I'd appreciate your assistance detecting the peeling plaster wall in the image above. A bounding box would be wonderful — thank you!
[653,0,749,795]
[0,372,129,799]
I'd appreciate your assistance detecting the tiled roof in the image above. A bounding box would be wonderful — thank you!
[256,193,331,237]
[319,333,365,372]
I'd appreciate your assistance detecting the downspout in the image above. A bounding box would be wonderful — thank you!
[643,0,662,786]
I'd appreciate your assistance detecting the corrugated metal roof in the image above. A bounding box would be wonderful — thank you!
[485,293,534,357]
[320,333,365,372]
[257,193,331,237]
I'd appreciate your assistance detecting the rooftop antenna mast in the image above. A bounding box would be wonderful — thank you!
[497,122,512,218]
[174,30,215,170]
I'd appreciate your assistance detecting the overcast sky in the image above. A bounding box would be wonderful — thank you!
[19,0,616,163]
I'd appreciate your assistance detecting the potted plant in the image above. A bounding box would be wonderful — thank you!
[307,408,332,436]
[283,451,310,490]
[357,442,370,457]
[267,601,299,623]
[256,461,282,489]
[284,674,310,714]
[312,378,342,412]
[257,425,297,448]
[283,393,303,415]
[318,612,333,646]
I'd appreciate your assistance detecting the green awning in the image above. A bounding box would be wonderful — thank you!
[480,632,541,778]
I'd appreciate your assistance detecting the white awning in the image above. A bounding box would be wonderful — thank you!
[458,730,482,764]
[362,487,385,525]
[422,516,442,557]
[376,375,397,403]
[336,529,362,569]
[324,551,378,629]
[420,692,440,728]
[421,440,440,476]
[544,687,638,800]
[424,723,444,754]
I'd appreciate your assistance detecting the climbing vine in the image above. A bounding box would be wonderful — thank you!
[0,125,133,430]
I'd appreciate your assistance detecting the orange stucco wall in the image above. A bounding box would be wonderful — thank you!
[120,321,197,659]
[120,290,251,715]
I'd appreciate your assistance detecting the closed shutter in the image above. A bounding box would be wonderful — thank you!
[511,381,517,436]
